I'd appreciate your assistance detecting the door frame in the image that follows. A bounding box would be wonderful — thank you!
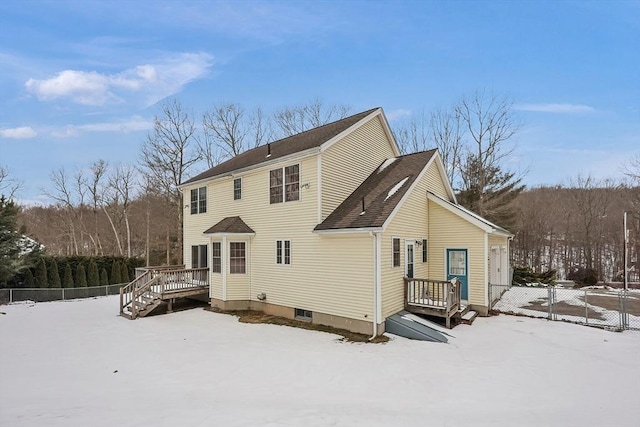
[405,240,415,278]
[446,248,469,301]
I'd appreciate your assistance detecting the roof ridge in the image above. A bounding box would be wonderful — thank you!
[181,107,381,186]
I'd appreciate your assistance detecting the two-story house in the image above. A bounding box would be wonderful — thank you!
[174,107,512,336]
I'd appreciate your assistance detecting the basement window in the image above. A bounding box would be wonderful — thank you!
[294,308,312,321]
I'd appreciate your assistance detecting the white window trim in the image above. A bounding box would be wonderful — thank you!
[190,186,207,214]
[228,241,247,275]
[275,239,292,266]
[211,241,222,274]
[391,236,401,268]
[233,177,242,201]
[405,240,415,278]
[269,163,301,204]
[422,238,428,263]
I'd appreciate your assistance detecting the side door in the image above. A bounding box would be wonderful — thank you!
[405,241,415,278]
[447,248,468,300]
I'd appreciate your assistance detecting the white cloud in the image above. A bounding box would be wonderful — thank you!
[50,117,153,138]
[385,109,412,121]
[515,103,595,114]
[0,126,37,139]
[25,52,214,107]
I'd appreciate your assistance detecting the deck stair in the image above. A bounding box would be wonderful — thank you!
[460,309,479,325]
[119,266,209,320]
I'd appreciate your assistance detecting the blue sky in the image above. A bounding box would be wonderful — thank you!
[1,0,638,205]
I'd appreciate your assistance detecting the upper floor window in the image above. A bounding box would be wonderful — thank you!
[190,187,207,214]
[270,164,299,204]
[233,178,242,200]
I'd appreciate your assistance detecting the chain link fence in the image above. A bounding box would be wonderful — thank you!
[489,283,640,331]
[0,284,126,305]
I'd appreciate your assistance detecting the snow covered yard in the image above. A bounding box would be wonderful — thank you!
[1,296,639,427]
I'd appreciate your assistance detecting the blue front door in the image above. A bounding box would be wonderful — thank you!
[447,249,468,300]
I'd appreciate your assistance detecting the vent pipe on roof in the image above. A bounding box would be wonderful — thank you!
[360,197,366,216]
[267,143,271,157]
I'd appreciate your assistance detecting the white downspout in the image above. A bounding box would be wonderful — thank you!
[370,231,382,339]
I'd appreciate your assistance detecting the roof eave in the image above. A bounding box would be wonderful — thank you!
[202,232,256,237]
[313,227,383,235]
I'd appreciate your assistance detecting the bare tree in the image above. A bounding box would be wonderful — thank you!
[109,164,138,258]
[140,99,200,264]
[0,166,22,200]
[249,107,275,148]
[200,103,249,161]
[393,110,429,155]
[429,107,464,185]
[453,91,525,229]
[274,99,350,137]
[87,160,108,255]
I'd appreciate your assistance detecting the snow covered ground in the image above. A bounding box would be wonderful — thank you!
[1,296,639,427]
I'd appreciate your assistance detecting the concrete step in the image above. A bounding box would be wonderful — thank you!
[461,310,478,325]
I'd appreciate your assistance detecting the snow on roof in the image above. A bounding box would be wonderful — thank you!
[377,158,397,173]
[385,177,409,201]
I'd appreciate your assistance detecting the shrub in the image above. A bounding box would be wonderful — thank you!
[120,261,130,283]
[87,259,99,286]
[512,265,556,286]
[23,269,35,288]
[110,260,121,284]
[62,263,74,288]
[48,259,61,288]
[567,267,598,287]
[76,264,87,287]
[35,258,48,288]
[100,268,109,286]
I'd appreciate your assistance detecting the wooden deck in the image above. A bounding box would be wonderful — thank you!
[404,277,463,328]
[119,266,209,319]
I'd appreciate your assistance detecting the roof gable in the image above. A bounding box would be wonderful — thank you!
[182,108,380,186]
[427,192,513,237]
[314,150,436,231]
[203,216,255,235]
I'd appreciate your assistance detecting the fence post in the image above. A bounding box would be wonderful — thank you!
[10,288,13,303]
[547,286,552,320]
[584,289,588,325]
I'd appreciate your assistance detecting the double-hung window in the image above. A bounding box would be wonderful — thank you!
[190,187,207,214]
[191,245,208,269]
[270,164,299,204]
[211,242,221,273]
[229,242,246,274]
[392,238,401,267]
[233,178,242,200]
[276,240,291,265]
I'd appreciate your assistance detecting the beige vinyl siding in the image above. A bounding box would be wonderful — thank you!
[321,116,396,220]
[182,184,214,269]
[427,200,486,307]
[380,168,430,319]
[183,153,375,322]
[425,161,449,198]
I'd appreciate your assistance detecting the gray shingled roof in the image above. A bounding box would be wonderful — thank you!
[182,108,379,185]
[203,216,255,234]
[315,150,437,231]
